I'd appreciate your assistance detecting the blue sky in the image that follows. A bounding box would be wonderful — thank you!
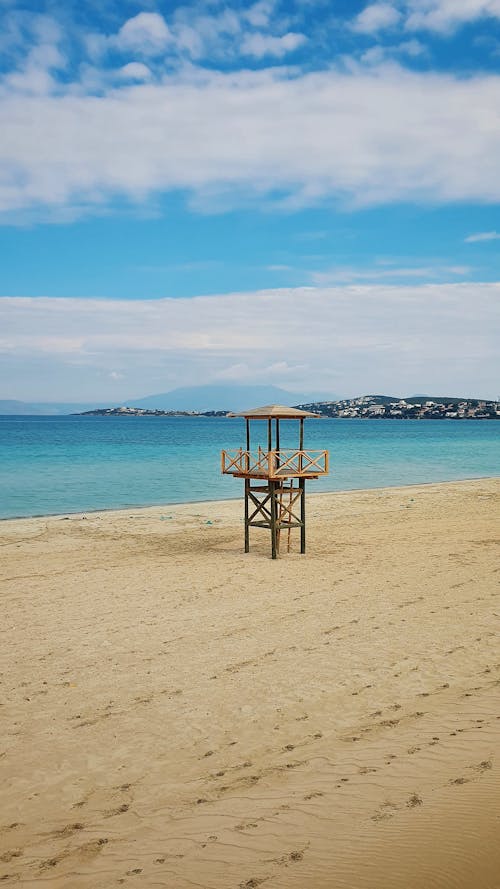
[1,0,499,401]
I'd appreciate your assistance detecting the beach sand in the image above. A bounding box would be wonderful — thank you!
[1,478,499,889]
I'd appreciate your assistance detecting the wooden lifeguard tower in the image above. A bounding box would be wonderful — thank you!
[221,405,329,558]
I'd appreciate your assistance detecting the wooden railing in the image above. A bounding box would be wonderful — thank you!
[221,448,329,478]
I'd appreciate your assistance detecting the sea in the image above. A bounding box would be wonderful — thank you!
[0,415,498,520]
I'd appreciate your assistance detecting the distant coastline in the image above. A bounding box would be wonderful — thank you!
[74,407,227,417]
[76,395,500,420]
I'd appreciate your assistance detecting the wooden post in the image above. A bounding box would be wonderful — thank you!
[299,417,304,473]
[276,418,280,469]
[270,480,278,559]
[300,477,306,554]
[244,478,250,553]
[277,481,282,554]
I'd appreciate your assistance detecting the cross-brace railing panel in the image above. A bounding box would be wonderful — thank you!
[222,449,328,478]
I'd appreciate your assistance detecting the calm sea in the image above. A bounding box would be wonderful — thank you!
[0,415,498,519]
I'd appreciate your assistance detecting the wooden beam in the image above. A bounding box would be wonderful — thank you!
[270,481,278,559]
[300,478,306,554]
[299,418,304,473]
[244,478,249,553]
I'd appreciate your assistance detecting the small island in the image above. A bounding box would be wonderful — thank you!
[75,406,228,417]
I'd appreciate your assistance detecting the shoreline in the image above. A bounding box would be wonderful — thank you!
[1,473,498,523]
[1,477,499,888]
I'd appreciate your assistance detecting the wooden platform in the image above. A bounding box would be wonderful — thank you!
[221,448,329,480]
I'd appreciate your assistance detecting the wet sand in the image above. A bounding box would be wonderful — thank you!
[1,478,499,888]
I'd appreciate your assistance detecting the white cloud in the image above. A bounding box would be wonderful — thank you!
[3,21,66,96]
[244,1,277,28]
[118,62,152,81]
[162,6,242,60]
[397,38,426,56]
[0,284,498,400]
[241,31,306,57]
[1,64,500,216]
[404,0,500,34]
[352,3,402,34]
[357,44,426,68]
[114,13,171,56]
[310,264,471,284]
[465,230,500,242]
[352,0,500,35]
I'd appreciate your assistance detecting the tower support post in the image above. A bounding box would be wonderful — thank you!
[300,478,306,554]
[270,480,278,560]
[244,478,250,553]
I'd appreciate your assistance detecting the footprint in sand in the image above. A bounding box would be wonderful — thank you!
[0,824,23,835]
[472,760,492,772]
[50,823,85,837]
[104,803,129,817]
[239,879,267,889]
[0,849,22,863]
[371,801,399,822]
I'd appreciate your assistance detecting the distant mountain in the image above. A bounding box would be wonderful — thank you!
[129,384,333,412]
[0,385,334,416]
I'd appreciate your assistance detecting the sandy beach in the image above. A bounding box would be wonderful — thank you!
[1,478,499,889]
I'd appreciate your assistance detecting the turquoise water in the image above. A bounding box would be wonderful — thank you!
[0,415,498,519]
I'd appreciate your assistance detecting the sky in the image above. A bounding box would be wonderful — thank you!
[1,0,499,402]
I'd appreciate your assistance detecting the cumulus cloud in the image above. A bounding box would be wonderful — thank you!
[244,1,277,28]
[241,31,306,57]
[350,0,500,36]
[404,0,500,34]
[1,284,498,400]
[2,15,66,96]
[114,13,171,56]
[360,38,425,65]
[118,62,152,81]
[352,3,402,34]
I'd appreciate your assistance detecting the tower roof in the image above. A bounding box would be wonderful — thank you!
[227,404,320,419]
